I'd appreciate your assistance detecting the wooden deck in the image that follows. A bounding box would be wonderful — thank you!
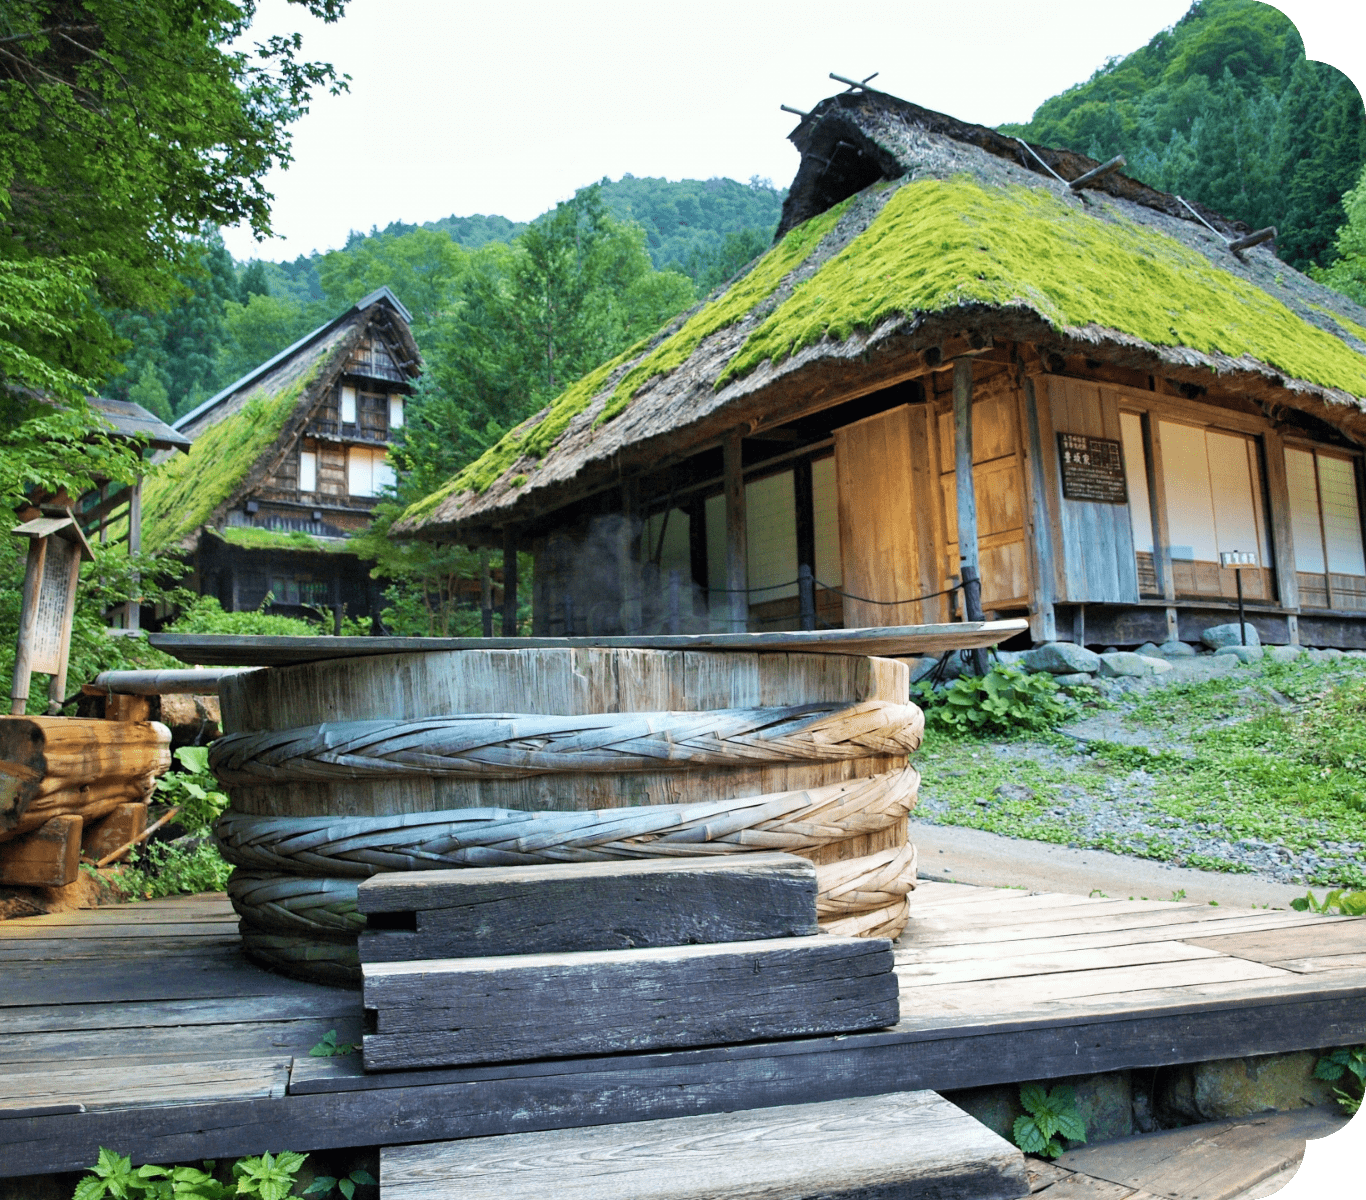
[3,882,1364,1178]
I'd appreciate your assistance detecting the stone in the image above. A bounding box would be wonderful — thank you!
[1098,651,1152,678]
[1053,673,1095,688]
[945,1072,1132,1148]
[904,656,939,684]
[1346,649,1366,659]
[1158,640,1197,656]
[993,649,1024,668]
[1202,622,1261,649]
[1215,644,1264,664]
[1021,642,1100,676]
[1321,647,1345,661]
[1138,656,1173,674]
[1158,1052,1338,1123]
[1265,644,1303,664]
[939,1084,1020,1141]
[993,783,1036,804]
[1103,646,1120,655]
[1136,642,1163,657]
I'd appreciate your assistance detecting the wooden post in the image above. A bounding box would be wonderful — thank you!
[11,536,47,716]
[953,361,989,675]
[667,570,681,635]
[124,477,142,632]
[618,483,642,634]
[723,432,748,633]
[479,548,493,638]
[501,526,519,637]
[1261,429,1300,614]
[688,495,708,623]
[10,511,92,716]
[1021,375,1056,643]
[1143,414,1176,603]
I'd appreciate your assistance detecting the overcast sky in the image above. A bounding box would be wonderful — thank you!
[221,0,1366,261]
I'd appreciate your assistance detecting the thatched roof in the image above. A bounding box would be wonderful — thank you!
[398,89,1366,545]
[141,288,419,554]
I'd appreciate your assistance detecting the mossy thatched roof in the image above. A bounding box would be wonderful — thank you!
[141,291,418,554]
[398,89,1366,545]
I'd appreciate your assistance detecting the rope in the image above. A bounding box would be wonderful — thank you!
[214,766,919,876]
[209,702,923,785]
[815,580,962,607]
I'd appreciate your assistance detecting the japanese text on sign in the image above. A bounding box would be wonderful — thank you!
[1057,433,1128,504]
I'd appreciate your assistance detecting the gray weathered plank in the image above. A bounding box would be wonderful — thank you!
[380,1090,1028,1200]
[1185,920,1366,963]
[2,993,360,1035]
[362,935,897,1069]
[0,1057,289,1116]
[358,853,817,961]
[897,940,1226,988]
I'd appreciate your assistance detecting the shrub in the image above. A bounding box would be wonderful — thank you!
[913,666,1072,736]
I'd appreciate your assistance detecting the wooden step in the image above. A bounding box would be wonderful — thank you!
[358,853,818,963]
[380,1089,1029,1200]
[362,933,897,1070]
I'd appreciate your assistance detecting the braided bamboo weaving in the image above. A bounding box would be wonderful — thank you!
[216,695,924,982]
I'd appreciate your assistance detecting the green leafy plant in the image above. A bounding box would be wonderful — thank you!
[309,1029,356,1057]
[1012,1083,1087,1158]
[303,1170,376,1200]
[1313,1046,1366,1113]
[155,747,230,836]
[1290,890,1366,915]
[73,1150,306,1200]
[914,667,1072,736]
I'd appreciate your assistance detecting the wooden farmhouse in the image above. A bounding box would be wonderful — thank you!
[142,287,421,627]
[397,89,1366,651]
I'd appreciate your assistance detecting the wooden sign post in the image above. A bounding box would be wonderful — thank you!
[1219,550,1257,644]
[10,509,94,715]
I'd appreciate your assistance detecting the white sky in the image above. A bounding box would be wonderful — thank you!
[221,0,1366,261]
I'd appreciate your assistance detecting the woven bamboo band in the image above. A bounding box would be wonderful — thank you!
[208,701,924,785]
[214,765,918,876]
[227,842,917,942]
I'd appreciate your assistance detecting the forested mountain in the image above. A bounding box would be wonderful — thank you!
[998,0,1365,272]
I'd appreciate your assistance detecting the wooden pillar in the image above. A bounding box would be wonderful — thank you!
[954,361,988,674]
[479,548,493,637]
[794,458,816,631]
[618,482,642,634]
[11,538,46,715]
[1143,413,1175,603]
[1261,429,1299,614]
[723,432,748,633]
[1022,375,1057,643]
[125,477,142,632]
[501,525,519,636]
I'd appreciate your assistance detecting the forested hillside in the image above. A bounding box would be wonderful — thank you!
[999,0,1365,272]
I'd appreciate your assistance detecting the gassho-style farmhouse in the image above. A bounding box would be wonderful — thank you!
[397,88,1366,652]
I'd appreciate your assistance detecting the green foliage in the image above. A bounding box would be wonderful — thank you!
[156,747,230,837]
[998,0,1365,272]
[1012,1083,1087,1158]
[914,667,1072,737]
[165,595,321,637]
[1290,890,1366,916]
[308,1029,357,1057]
[1312,164,1366,306]
[302,1171,375,1200]
[723,177,1366,397]
[111,840,233,902]
[217,527,344,553]
[73,1149,307,1200]
[1,0,348,405]
[1313,1046,1366,1114]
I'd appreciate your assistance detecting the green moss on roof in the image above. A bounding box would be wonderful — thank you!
[1308,303,1366,350]
[217,526,347,553]
[140,370,317,552]
[722,178,1366,398]
[594,195,857,425]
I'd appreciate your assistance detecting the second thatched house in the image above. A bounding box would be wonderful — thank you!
[396,88,1366,650]
[142,287,420,627]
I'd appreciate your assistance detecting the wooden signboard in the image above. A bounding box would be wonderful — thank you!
[10,511,93,715]
[1057,432,1128,504]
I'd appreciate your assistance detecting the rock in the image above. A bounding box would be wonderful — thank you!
[1138,656,1173,674]
[1265,644,1303,664]
[947,1073,1132,1147]
[157,693,223,747]
[1103,646,1120,655]
[1321,647,1345,661]
[993,782,1036,804]
[993,649,1024,668]
[1136,642,1163,657]
[1157,640,1196,656]
[1021,642,1100,675]
[1215,644,1264,664]
[1053,672,1095,688]
[1346,649,1366,659]
[1098,651,1152,678]
[1159,1052,1338,1123]
[1202,622,1260,649]
[940,1084,1021,1141]
[1303,648,1325,664]
[904,656,939,684]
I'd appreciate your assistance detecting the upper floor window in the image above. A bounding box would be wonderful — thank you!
[348,338,405,383]
[389,394,404,429]
[299,448,317,493]
[347,445,394,497]
[341,385,357,424]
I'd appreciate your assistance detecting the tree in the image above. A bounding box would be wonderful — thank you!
[1312,164,1366,306]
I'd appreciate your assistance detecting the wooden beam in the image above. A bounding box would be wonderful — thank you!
[124,478,142,633]
[81,803,147,864]
[953,361,979,583]
[723,432,748,633]
[0,815,82,887]
[1021,374,1057,643]
[500,526,519,636]
[1261,429,1300,614]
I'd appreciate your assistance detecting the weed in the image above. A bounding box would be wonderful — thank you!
[309,1030,356,1057]
[1012,1083,1087,1158]
[914,667,1072,737]
[73,1149,306,1200]
[1313,1047,1366,1114]
[303,1171,377,1200]
[155,747,229,836]
[1290,889,1366,915]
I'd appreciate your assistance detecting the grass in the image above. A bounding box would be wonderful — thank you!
[916,657,1366,887]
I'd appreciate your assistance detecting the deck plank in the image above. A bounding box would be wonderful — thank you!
[897,940,1226,988]
[0,1057,290,1116]
[1185,921,1366,963]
